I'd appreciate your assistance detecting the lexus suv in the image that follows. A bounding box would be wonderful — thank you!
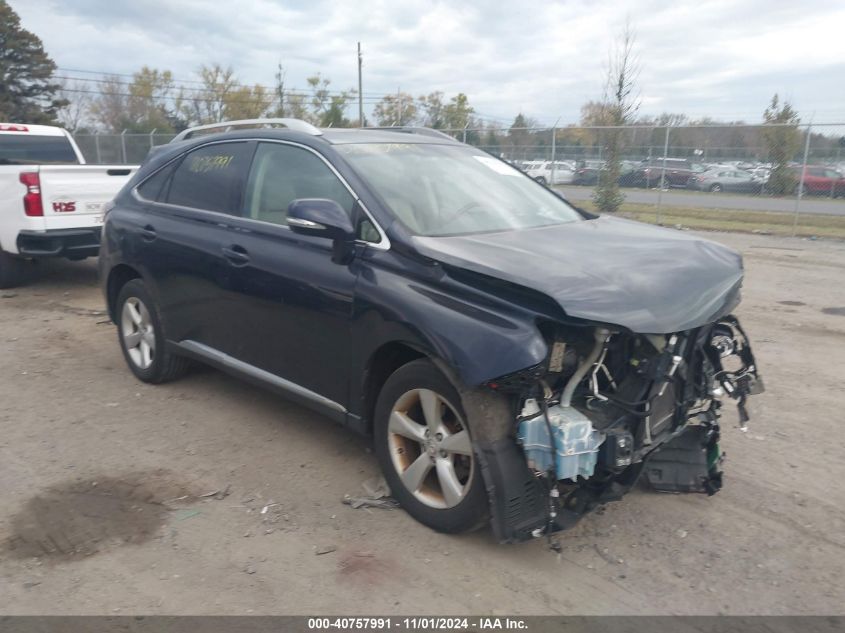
[100,119,763,542]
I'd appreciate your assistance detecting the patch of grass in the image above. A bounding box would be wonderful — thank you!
[576,200,845,239]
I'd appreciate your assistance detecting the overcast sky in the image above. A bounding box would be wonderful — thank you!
[10,0,845,126]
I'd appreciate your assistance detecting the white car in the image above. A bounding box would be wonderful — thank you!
[525,160,575,185]
[0,123,138,287]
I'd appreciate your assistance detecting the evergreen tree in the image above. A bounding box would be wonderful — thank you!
[0,0,67,123]
[762,94,801,195]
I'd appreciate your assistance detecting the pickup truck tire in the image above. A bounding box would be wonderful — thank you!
[0,250,26,289]
[116,279,190,383]
[374,359,488,534]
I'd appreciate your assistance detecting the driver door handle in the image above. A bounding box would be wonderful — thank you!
[222,244,250,266]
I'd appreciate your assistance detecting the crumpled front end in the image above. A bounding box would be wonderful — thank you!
[474,315,763,544]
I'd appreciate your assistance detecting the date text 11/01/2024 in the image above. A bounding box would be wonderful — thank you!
[307,617,528,630]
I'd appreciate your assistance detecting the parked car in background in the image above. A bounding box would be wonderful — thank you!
[525,160,575,185]
[572,160,605,185]
[627,158,705,188]
[574,160,640,186]
[687,169,764,193]
[789,166,845,197]
[0,123,138,288]
[747,167,771,183]
[100,118,762,542]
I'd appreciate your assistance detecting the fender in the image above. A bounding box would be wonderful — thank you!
[347,248,554,419]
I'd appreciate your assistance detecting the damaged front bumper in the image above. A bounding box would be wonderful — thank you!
[468,315,763,544]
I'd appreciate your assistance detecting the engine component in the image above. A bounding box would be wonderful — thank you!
[644,424,723,495]
[560,327,611,407]
[601,429,634,470]
[517,399,605,481]
[704,316,765,429]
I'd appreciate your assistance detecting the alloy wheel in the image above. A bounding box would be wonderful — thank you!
[387,388,474,509]
[121,297,156,370]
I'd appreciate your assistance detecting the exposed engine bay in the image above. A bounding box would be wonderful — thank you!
[478,315,763,544]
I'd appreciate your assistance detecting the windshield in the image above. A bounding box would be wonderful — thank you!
[0,135,79,165]
[336,143,583,236]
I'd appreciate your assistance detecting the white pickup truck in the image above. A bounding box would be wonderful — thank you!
[0,123,138,288]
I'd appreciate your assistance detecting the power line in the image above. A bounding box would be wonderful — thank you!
[55,67,389,98]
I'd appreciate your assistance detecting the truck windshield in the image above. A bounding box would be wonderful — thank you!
[0,135,79,165]
[336,143,583,236]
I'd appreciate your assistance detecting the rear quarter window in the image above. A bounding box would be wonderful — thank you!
[136,163,176,201]
[0,134,79,165]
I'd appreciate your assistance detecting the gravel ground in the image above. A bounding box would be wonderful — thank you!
[0,231,843,615]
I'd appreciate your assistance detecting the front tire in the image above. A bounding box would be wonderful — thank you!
[373,359,488,534]
[534,176,547,185]
[709,183,723,193]
[116,279,190,383]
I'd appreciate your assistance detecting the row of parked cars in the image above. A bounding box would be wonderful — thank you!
[511,157,845,197]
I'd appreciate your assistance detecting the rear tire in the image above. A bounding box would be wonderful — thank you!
[116,279,190,384]
[0,250,26,289]
[373,359,488,534]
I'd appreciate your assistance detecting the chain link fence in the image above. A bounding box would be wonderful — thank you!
[74,123,845,235]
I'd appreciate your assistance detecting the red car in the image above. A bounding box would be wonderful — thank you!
[791,166,845,197]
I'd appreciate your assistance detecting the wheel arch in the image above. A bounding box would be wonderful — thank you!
[360,341,428,434]
[106,264,142,322]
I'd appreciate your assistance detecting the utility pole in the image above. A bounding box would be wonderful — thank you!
[550,117,560,186]
[792,123,812,236]
[276,62,286,118]
[396,87,402,126]
[357,43,364,127]
[656,125,671,224]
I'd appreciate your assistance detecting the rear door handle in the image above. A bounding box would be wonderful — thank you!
[222,245,250,266]
[140,225,157,241]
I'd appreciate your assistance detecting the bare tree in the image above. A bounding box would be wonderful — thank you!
[56,79,92,133]
[593,21,641,213]
[373,92,417,126]
[181,64,237,125]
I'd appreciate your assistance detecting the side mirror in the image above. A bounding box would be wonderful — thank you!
[287,198,356,264]
[287,199,355,241]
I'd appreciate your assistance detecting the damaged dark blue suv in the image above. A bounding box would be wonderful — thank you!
[100,119,762,542]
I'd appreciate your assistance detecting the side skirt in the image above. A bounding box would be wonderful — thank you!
[170,340,348,425]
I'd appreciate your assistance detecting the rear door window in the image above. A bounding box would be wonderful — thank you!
[165,142,253,214]
[0,134,79,165]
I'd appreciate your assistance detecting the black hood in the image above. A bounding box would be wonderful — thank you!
[411,216,743,334]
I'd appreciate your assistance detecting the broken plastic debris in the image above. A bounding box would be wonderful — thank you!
[172,509,201,521]
[199,483,231,500]
[361,476,390,499]
[343,476,398,510]
[342,495,399,510]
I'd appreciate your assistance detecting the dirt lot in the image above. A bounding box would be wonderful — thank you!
[1,231,844,615]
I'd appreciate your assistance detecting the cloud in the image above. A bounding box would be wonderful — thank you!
[9,0,845,125]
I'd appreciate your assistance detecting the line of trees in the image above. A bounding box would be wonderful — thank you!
[3,0,839,202]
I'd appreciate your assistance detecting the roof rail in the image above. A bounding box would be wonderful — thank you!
[171,118,322,143]
[366,126,457,141]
